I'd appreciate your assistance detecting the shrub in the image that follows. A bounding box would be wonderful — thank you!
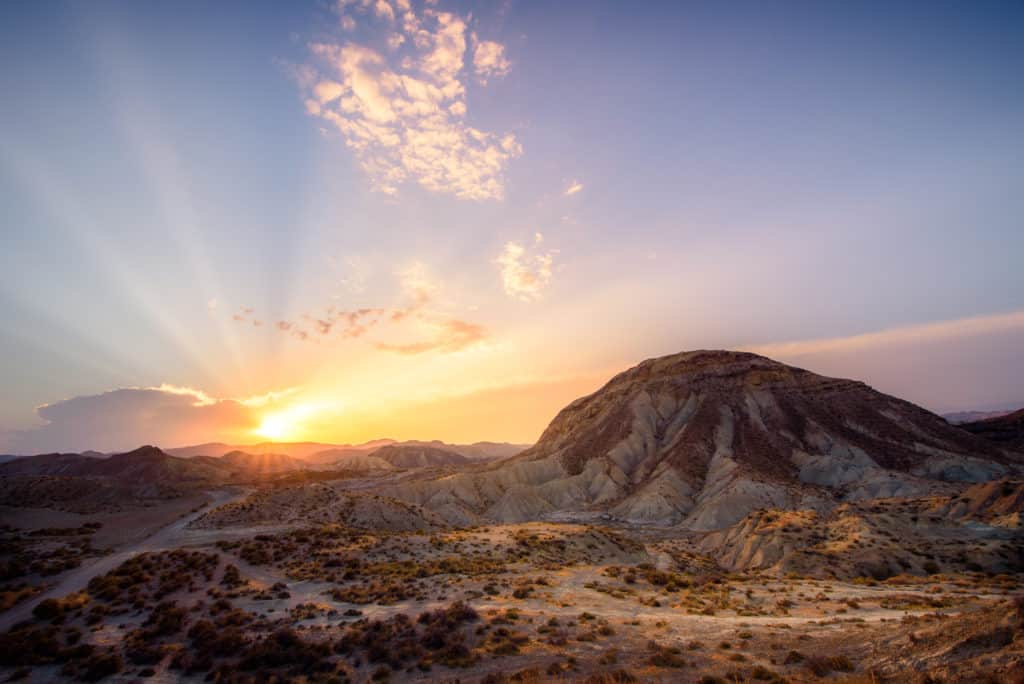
[805,654,855,676]
[32,599,63,621]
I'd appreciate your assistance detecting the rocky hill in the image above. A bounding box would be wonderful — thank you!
[958,408,1024,450]
[0,446,228,483]
[698,478,1024,579]
[368,444,469,469]
[384,350,1021,528]
[213,450,307,474]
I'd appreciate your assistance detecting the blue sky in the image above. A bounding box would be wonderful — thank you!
[1,1,1023,452]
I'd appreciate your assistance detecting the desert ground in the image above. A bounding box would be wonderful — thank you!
[1,490,1022,683]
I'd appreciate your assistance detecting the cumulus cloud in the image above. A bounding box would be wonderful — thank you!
[472,37,511,84]
[301,1,520,199]
[496,233,556,301]
[0,386,292,455]
[563,179,584,196]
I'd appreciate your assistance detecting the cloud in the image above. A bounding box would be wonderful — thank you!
[496,233,556,301]
[744,309,1024,414]
[472,37,511,84]
[563,179,583,196]
[0,385,294,455]
[206,298,218,311]
[747,310,1024,360]
[374,317,486,355]
[225,261,487,353]
[152,383,216,406]
[301,2,521,199]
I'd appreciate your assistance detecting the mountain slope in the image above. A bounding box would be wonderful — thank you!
[385,350,1020,529]
[958,408,1024,450]
[368,444,469,468]
[698,479,1024,578]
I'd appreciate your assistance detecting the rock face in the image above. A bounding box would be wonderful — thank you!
[387,350,1021,529]
[698,479,1024,578]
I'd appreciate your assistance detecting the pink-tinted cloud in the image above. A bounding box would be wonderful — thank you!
[0,386,274,455]
[374,318,486,355]
[300,2,520,199]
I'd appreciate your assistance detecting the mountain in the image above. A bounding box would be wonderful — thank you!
[0,452,100,477]
[462,441,530,460]
[368,444,469,469]
[396,440,529,461]
[166,441,393,461]
[315,449,394,471]
[0,446,228,485]
[303,444,388,466]
[385,350,1021,528]
[958,408,1024,450]
[943,409,1016,425]
[167,439,527,466]
[0,446,231,513]
[216,450,307,473]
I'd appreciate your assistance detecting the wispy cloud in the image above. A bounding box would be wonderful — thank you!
[225,260,488,353]
[374,317,486,355]
[747,310,1024,359]
[496,232,556,301]
[563,180,584,196]
[300,1,521,200]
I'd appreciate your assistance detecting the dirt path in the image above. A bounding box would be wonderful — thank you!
[0,488,248,631]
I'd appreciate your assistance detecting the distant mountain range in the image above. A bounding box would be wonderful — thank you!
[943,409,1018,425]
[165,439,528,465]
[0,437,529,514]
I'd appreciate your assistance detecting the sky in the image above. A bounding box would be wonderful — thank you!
[1,0,1023,454]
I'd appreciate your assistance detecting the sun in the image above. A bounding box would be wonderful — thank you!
[253,402,327,442]
[255,414,291,441]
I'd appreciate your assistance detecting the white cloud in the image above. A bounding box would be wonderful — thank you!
[472,37,511,84]
[496,233,556,302]
[302,4,520,200]
[563,179,584,196]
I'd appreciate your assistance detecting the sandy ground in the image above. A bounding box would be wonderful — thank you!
[0,488,247,630]
[0,493,208,549]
